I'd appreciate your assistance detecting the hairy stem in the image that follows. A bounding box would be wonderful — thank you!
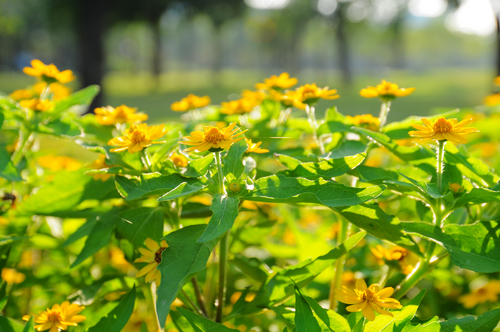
[215,151,225,195]
[140,149,152,171]
[436,140,446,193]
[192,277,208,317]
[11,130,34,167]
[305,104,326,155]
[378,101,391,128]
[216,231,230,323]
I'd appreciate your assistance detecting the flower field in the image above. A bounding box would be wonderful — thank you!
[1,61,500,331]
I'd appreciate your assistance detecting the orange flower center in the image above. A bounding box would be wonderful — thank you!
[47,310,62,323]
[361,289,376,302]
[155,247,167,264]
[433,118,452,133]
[205,127,224,144]
[130,130,146,143]
[114,109,128,121]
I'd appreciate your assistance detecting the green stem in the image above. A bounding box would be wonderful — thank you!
[215,151,225,194]
[11,131,33,166]
[378,101,391,128]
[216,231,230,323]
[140,149,152,171]
[329,217,349,309]
[192,277,208,318]
[181,289,206,317]
[305,104,326,155]
[436,140,446,193]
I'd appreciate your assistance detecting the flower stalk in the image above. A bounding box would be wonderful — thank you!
[216,230,230,323]
[305,104,325,155]
[140,149,152,171]
[378,101,391,128]
[214,151,225,195]
[436,140,446,193]
[329,217,349,310]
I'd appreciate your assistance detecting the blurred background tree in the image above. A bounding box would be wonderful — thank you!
[0,0,497,120]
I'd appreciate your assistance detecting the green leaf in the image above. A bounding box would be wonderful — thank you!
[231,255,269,283]
[37,117,82,138]
[156,225,219,328]
[253,231,365,307]
[198,194,239,243]
[454,188,500,209]
[299,288,351,332]
[353,166,398,183]
[223,138,248,179]
[115,173,198,201]
[116,207,163,247]
[183,154,214,178]
[63,218,98,247]
[276,154,302,171]
[22,316,34,332]
[52,85,100,115]
[317,121,353,135]
[364,289,426,332]
[280,153,366,180]
[294,287,322,332]
[71,212,119,268]
[336,204,421,255]
[87,286,136,332]
[402,221,500,273]
[16,171,116,216]
[0,316,23,332]
[0,236,28,246]
[440,307,500,332]
[239,175,385,207]
[0,295,8,312]
[0,147,22,181]
[151,139,178,167]
[177,307,240,331]
[158,182,207,201]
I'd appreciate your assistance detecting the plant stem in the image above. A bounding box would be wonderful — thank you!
[181,289,206,317]
[140,149,152,171]
[191,277,208,317]
[436,140,446,193]
[329,217,349,309]
[11,130,33,166]
[378,101,391,128]
[216,230,230,323]
[215,151,225,194]
[305,104,326,155]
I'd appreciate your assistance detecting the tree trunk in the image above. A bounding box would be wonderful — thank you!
[151,16,162,90]
[390,15,406,69]
[212,25,224,87]
[335,5,352,86]
[76,0,105,113]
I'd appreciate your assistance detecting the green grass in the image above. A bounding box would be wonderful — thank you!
[0,68,494,124]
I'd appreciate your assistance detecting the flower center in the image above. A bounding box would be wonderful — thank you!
[155,247,167,264]
[130,130,146,143]
[362,289,376,302]
[433,118,452,133]
[47,310,62,323]
[205,127,224,144]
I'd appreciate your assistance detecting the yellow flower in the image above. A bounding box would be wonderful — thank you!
[108,123,167,153]
[90,154,112,181]
[109,247,136,274]
[371,245,418,275]
[459,281,500,308]
[494,76,500,86]
[1,268,25,285]
[220,98,256,115]
[255,72,298,90]
[409,117,479,144]
[241,89,266,103]
[134,238,169,285]
[268,89,294,107]
[346,114,381,131]
[360,80,415,100]
[286,83,339,109]
[449,183,461,193]
[245,138,269,154]
[10,89,34,101]
[170,93,211,112]
[37,155,81,171]
[19,98,54,112]
[23,59,75,84]
[484,93,500,106]
[169,152,188,167]
[180,122,247,152]
[22,301,86,332]
[33,82,72,101]
[95,105,148,126]
[335,279,402,321]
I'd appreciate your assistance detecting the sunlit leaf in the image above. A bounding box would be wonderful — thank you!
[116,207,163,247]
[0,147,22,182]
[223,138,248,179]
[183,154,214,178]
[197,194,239,243]
[158,182,207,201]
[178,307,239,331]
[294,287,322,332]
[87,286,136,332]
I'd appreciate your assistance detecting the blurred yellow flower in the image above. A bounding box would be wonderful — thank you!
[341,271,357,288]
[245,138,269,154]
[409,117,479,144]
[171,93,211,112]
[484,93,500,106]
[95,105,148,126]
[449,183,461,193]
[360,80,415,100]
[220,98,257,115]
[33,82,72,101]
[23,59,75,84]
[459,281,500,308]
[37,155,81,171]
[108,123,167,153]
[19,98,54,112]
[10,89,33,101]
[180,122,247,152]
[494,76,500,86]
[370,245,418,275]
[169,152,188,167]
[268,89,294,107]
[18,250,40,269]
[89,154,112,181]
[346,114,381,131]
[109,247,136,274]
[335,279,402,321]
[22,301,86,332]
[286,83,339,109]
[1,268,25,285]
[255,72,298,90]
[134,238,169,285]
